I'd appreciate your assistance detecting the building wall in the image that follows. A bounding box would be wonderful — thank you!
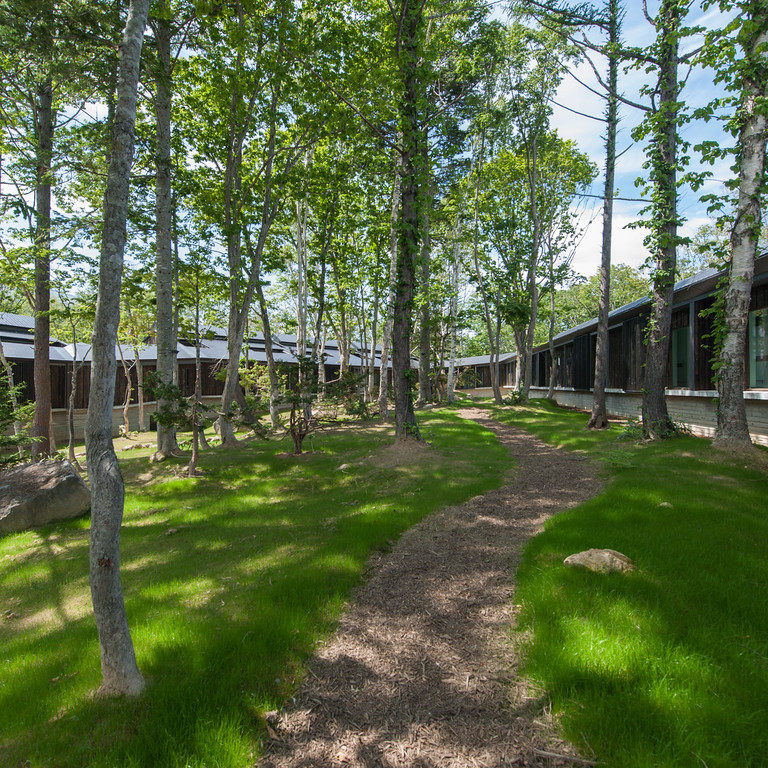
[49,395,222,444]
[457,385,768,446]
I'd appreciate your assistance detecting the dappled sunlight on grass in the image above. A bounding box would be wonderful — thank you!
[0,411,512,768]
[489,400,768,768]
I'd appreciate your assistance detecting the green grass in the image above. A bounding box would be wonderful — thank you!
[488,400,768,768]
[0,411,512,768]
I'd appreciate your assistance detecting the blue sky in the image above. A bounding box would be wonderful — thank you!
[545,0,734,276]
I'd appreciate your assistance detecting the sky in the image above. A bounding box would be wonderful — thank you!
[544,0,734,277]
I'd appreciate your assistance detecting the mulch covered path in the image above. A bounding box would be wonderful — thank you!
[259,408,600,768]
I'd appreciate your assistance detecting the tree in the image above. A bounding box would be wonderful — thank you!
[0,1,111,456]
[697,1,768,448]
[85,0,149,697]
[632,0,699,438]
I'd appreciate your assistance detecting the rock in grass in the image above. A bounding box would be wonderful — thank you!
[564,548,636,574]
[0,460,91,534]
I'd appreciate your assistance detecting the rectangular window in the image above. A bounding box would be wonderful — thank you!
[671,325,690,388]
[749,308,768,388]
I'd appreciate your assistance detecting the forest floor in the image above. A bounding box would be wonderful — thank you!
[259,407,600,768]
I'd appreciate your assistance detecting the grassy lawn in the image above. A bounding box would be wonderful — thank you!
[489,400,768,768]
[0,410,512,768]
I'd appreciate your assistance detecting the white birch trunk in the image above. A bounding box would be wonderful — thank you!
[85,0,149,698]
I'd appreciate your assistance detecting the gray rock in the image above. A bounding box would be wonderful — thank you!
[564,548,636,574]
[0,460,91,534]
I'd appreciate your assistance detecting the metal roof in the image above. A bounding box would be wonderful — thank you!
[0,312,34,332]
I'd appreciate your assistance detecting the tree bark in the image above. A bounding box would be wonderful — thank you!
[379,147,401,418]
[392,0,422,439]
[118,343,132,436]
[641,0,681,438]
[715,21,768,448]
[471,130,502,403]
[31,77,54,458]
[153,5,179,458]
[588,0,619,430]
[255,274,281,430]
[85,0,149,698]
[416,139,432,405]
[0,339,23,456]
[446,211,462,404]
[547,247,557,400]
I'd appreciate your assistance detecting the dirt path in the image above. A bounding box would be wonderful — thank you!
[259,408,600,767]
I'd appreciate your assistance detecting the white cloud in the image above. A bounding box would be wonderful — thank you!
[570,210,717,278]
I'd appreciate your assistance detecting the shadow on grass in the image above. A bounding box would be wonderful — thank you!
[486,400,768,768]
[0,411,512,768]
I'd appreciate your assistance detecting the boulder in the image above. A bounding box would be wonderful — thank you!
[0,460,91,534]
[563,548,636,574]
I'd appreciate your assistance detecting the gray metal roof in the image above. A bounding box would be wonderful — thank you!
[0,312,34,331]
[453,353,516,367]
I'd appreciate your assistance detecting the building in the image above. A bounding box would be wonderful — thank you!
[452,256,768,444]
[0,314,396,443]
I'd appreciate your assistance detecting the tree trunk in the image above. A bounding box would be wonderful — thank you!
[154,6,179,459]
[85,0,149,698]
[446,212,462,404]
[715,21,768,448]
[31,77,54,458]
[68,355,82,466]
[641,0,681,438]
[256,276,281,430]
[188,270,202,476]
[0,340,24,456]
[368,243,381,401]
[471,130,502,403]
[416,140,432,405]
[547,249,557,400]
[135,357,145,431]
[588,0,619,430]
[379,146,401,418]
[118,343,132,437]
[392,1,422,439]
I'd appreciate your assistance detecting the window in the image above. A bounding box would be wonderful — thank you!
[749,308,768,388]
[671,325,690,388]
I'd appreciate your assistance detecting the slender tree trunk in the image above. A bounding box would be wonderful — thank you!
[65,313,80,464]
[85,0,149,698]
[379,147,401,418]
[547,249,558,400]
[217,78,284,441]
[641,0,681,438]
[471,129,502,403]
[31,77,54,458]
[392,1,423,439]
[255,277,281,430]
[368,243,381,400]
[446,213,462,404]
[416,140,432,405]
[135,357,144,431]
[0,340,23,456]
[188,269,202,476]
[118,343,132,436]
[715,21,768,447]
[588,0,619,429]
[68,362,79,463]
[520,133,542,402]
[153,6,179,459]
